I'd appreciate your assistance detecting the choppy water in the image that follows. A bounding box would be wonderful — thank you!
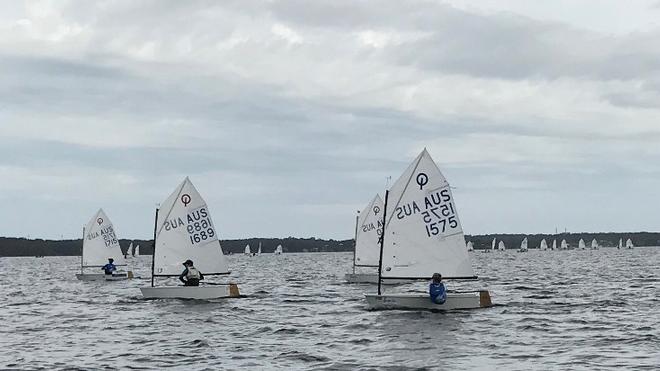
[1,248,659,370]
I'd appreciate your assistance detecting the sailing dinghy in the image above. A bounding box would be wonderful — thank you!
[591,239,599,250]
[76,209,132,281]
[518,237,528,252]
[466,241,474,251]
[244,244,251,256]
[135,244,140,256]
[365,149,492,311]
[551,239,557,250]
[626,238,634,249]
[498,241,506,251]
[618,238,623,249]
[257,242,262,256]
[540,239,548,251]
[274,244,283,255]
[140,177,240,300]
[579,239,586,249]
[561,239,568,250]
[483,237,495,253]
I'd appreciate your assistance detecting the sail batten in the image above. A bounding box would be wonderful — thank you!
[380,149,475,279]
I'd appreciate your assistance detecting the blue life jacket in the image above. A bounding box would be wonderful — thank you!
[429,282,447,304]
[102,263,117,274]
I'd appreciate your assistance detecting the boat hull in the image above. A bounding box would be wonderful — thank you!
[365,290,492,311]
[140,284,241,299]
[344,273,410,285]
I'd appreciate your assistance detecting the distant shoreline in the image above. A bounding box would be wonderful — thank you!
[1,232,658,257]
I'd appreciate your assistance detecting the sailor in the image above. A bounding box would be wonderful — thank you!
[101,258,117,275]
[179,259,204,286]
[429,273,447,304]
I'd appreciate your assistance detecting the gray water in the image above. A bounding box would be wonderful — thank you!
[1,248,658,370]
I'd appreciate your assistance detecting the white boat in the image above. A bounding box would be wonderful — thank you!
[518,237,528,252]
[466,241,474,251]
[76,209,132,281]
[128,242,134,257]
[498,241,506,251]
[244,244,251,256]
[561,239,568,250]
[551,239,557,250]
[579,239,586,249]
[140,177,240,300]
[346,194,384,284]
[626,238,634,249]
[257,242,262,256]
[591,239,599,250]
[618,238,623,249]
[364,149,492,311]
[540,239,548,251]
[274,244,283,255]
[135,244,140,256]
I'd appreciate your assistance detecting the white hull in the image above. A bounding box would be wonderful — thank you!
[76,272,131,281]
[140,284,240,299]
[344,273,411,285]
[365,291,492,311]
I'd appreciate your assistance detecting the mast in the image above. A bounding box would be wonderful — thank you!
[377,190,389,296]
[80,225,85,274]
[352,210,359,274]
[150,208,159,287]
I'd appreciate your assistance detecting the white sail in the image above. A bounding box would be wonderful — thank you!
[618,238,623,249]
[82,209,125,267]
[466,241,474,251]
[561,239,568,250]
[274,244,283,254]
[380,149,475,279]
[552,239,557,250]
[519,237,528,251]
[153,177,228,276]
[498,241,506,251]
[135,244,140,256]
[591,239,599,249]
[257,242,262,255]
[579,239,586,249]
[626,238,634,249]
[491,238,496,250]
[244,244,251,255]
[128,242,134,256]
[355,194,385,266]
[540,239,548,250]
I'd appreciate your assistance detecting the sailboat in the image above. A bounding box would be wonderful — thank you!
[274,244,283,255]
[626,238,634,249]
[561,239,568,250]
[498,241,506,251]
[591,239,599,250]
[76,209,131,281]
[244,244,251,256]
[257,242,262,256]
[364,149,492,310]
[483,237,495,253]
[551,239,557,250]
[578,239,586,249]
[466,241,474,251]
[135,244,140,256]
[518,237,528,252]
[618,238,623,249]
[346,195,384,284]
[140,177,240,299]
[540,239,548,250]
[126,242,134,258]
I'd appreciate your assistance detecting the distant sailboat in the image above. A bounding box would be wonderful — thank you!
[76,209,130,281]
[626,238,634,249]
[257,242,262,256]
[578,239,586,250]
[244,244,251,256]
[551,239,557,250]
[618,238,623,249]
[466,241,474,251]
[483,237,495,253]
[135,244,140,256]
[540,239,548,251]
[561,239,568,250]
[140,177,240,299]
[591,239,599,250]
[518,237,528,252]
[498,241,506,251]
[364,149,491,310]
[274,244,283,255]
[128,242,134,257]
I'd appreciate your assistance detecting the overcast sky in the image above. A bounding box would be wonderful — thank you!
[2,0,660,240]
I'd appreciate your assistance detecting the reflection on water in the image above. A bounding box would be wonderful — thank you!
[0,248,658,370]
